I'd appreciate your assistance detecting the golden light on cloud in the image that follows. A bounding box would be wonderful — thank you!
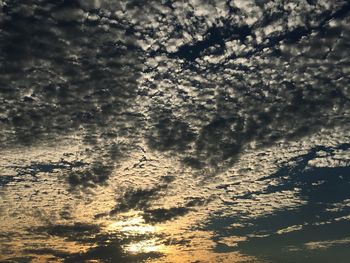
[125,239,164,254]
[0,140,259,263]
[106,213,159,235]
[103,209,254,263]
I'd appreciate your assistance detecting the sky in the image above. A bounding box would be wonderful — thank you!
[0,0,350,262]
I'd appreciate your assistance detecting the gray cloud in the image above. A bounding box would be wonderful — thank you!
[1,0,349,170]
[1,1,350,262]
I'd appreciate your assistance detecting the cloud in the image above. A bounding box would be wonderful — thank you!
[111,184,167,214]
[67,162,112,188]
[0,0,143,147]
[35,222,101,237]
[28,223,161,263]
[142,197,206,223]
[135,0,350,169]
[147,110,196,152]
[143,207,190,223]
[1,1,350,262]
[206,143,350,262]
[1,0,349,170]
